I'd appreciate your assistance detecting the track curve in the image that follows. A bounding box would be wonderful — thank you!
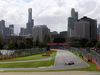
[0,49,89,70]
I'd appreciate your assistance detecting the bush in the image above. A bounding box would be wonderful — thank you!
[96,42,100,48]
[86,41,94,48]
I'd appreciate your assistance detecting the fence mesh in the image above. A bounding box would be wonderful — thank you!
[69,47,100,67]
[0,48,46,58]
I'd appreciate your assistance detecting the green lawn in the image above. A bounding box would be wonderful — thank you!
[0,60,55,68]
[0,51,57,62]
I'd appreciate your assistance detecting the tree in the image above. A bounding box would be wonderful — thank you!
[0,35,4,49]
[39,42,46,48]
[43,34,51,47]
[53,38,65,43]
[96,42,100,48]
[90,39,98,47]
[35,35,39,47]
[14,42,19,49]
[7,38,19,50]
[71,41,81,48]
[46,34,51,43]
[96,42,100,54]
[19,42,25,49]
[86,41,94,48]
[79,38,88,48]
[0,42,3,49]
[8,40,15,50]
[24,38,33,49]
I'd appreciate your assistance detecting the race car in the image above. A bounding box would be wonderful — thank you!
[65,61,74,65]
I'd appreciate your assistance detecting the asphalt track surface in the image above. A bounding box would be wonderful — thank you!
[0,71,100,75]
[0,49,89,71]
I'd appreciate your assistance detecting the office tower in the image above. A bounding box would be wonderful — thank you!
[28,8,32,23]
[4,27,9,36]
[9,25,14,36]
[32,25,50,42]
[80,16,97,39]
[60,31,68,39]
[19,28,25,36]
[26,8,34,35]
[97,24,100,39]
[71,8,78,20]
[68,8,78,38]
[0,20,5,36]
[19,28,28,36]
[74,20,90,39]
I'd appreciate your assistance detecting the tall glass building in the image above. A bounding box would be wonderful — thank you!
[68,8,78,38]
[26,8,34,35]
[28,8,32,23]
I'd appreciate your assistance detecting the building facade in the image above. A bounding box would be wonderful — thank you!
[19,28,25,36]
[19,8,34,36]
[60,31,67,39]
[9,25,14,36]
[26,8,34,35]
[80,16,97,39]
[74,20,90,39]
[97,24,100,40]
[4,27,9,36]
[68,8,78,38]
[0,20,15,37]
[32,25,50,42]
[0,20,5,36]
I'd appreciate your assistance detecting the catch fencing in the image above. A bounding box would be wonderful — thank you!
[0,48,46,59]
[69,47,100,70]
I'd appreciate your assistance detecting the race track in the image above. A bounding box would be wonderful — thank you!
[0,49,89,71]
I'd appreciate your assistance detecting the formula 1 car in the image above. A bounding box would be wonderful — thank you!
[65,61,74,65]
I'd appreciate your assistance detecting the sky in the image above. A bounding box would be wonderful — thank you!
[0,0,100,34]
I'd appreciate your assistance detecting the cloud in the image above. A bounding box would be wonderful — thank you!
[0,0,99,34]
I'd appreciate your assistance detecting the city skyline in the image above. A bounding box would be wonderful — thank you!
[0,0,100,34]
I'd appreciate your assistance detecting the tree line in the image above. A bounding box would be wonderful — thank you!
[71,38,100,48]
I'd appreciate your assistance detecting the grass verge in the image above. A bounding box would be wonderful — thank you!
[0,51,56,62]
[0,60,54,68]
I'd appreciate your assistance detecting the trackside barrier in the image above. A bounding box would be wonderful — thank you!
[51,48,66,50]
[69,47,100,71]
[0,48,46,60]
[23,52,45,57]
[42,55,50,56]
[91,50,100,71]
[42,50,55,57]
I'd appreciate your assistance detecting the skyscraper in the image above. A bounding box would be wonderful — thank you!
[32,25,50,42]
[80,16,97,39]
[74,20,90,39]
[9,24,14,36]
[0,20,5,36]
[68,8,78,38]
[28,8,32,23]
[26,8,34,35]
[98,24,100,39]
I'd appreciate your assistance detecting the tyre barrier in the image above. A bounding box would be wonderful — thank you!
[42,55,50,56]
[0,55,22,60]
[46,52,52,54]
[42,50,55,56]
